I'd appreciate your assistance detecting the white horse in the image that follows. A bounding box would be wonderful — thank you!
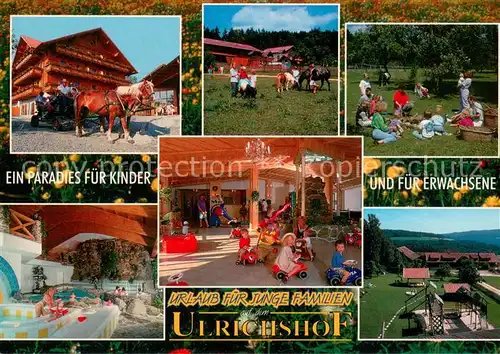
[116,80,154,100]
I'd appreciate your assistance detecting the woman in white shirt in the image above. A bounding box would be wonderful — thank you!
[469,96,484,127]
[359,73,371,96]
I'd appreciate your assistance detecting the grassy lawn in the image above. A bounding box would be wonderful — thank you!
[346,69,498,156]
[203,74,338,135]
[361,272,500,339]
[483,276,500,290]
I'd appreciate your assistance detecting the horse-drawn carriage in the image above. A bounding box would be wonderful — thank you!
[31,92,76,131]
[29,81,155,144]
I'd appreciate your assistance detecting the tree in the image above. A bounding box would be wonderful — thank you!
[127,75,138,84]
[459,259,481,285]
[435,263,452,278]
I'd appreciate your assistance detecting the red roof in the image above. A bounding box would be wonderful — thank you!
[398,246,421,261]
[21,35,41,48]
[444,283,470,293]
[16,28,137,74]
[204,38,261,53]
[403,268,430,279]
[263,45,294,54]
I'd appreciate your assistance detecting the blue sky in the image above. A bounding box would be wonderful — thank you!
[347,24,369,33]
[366,209,500,234]
[204,5,339,32]
[12,16,180,80]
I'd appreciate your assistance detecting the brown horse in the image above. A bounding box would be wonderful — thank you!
[276,73,287,93]
[74,81,154,143]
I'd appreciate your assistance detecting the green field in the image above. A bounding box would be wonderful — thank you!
[361,272,500,339]
[204,74,338,135]
[346,70,498,156]
[483,276,500,289]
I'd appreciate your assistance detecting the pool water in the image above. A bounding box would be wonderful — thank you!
[29,288,96,303]
[0,315,30,321]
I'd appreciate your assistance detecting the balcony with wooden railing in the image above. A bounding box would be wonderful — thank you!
[12,84,39,101]
[8,210,42,243]
[45,62,129,86]
[56,45,132,73]
[13,66,42,87]
[14,51,40,71]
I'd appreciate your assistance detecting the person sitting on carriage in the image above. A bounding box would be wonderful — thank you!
[57,78,74,112]
[57,78,73,96]
[35,91,48,112]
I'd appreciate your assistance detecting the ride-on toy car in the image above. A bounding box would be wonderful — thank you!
[236,247,259,266]
[166,272,189,286]
[31,93,76,131]
[326,260,362,286]
[294,238,315,261]
[272,262,308,283]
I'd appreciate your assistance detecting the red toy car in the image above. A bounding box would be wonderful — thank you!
[272,262,308,283]
[236,247,259,266]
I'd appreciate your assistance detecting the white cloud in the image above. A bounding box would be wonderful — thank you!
[231,6,337,32]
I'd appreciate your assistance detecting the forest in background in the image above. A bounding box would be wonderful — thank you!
[204,27,338,66]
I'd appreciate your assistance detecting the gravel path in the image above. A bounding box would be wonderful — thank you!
[11,115,181,153]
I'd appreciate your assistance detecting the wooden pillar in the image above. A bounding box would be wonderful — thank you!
[300,150,306,217]
[336,160,342,216]
[324,176,333,210]
[249,166,259,231]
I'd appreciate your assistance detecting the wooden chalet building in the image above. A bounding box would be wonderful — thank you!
[397,246,499,268]
[142,56,180,116]
[204,38,262,68]
[11,27,136,116]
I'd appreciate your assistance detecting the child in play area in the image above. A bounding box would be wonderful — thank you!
[230,222,242,239]
[237,229,251,262]
[294,217,314,260]
[114,286,121,295]
[390,112,404,136]
[331,240,349,285]
[275,233,302,275]
[412,110,435,140]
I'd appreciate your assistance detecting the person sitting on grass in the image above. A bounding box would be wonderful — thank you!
[393,85,414,116]
[469,96,484,127]
[359,73,371,96]
[390,111,404,136]
[331,240,349,285]
[369,94,383,117]
[371,101,397,144]
[449,108,475,126]
[412,110,436,140]
[275,233,302,277]
[414,82,430,98]
[359,87,373,107]
[430,106,451,136]
[356,100,372,127]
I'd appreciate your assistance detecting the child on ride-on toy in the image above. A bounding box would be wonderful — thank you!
[294,216,314,261]
[331,240,349,285]
[229,219,242,239]
[275,233,302,277]
[237,229,251,263]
